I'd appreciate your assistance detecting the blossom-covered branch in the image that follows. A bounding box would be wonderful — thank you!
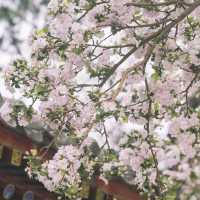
[2,0,200,199]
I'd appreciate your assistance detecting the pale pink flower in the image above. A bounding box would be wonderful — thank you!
[0,101,12,122]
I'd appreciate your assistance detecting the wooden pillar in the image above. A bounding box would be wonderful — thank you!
[104,194,113,200]
[88,176,97,200]
[1,147,12,164]
[96,177,143,200]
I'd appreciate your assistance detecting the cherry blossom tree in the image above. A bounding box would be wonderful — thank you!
[2,0,200,199]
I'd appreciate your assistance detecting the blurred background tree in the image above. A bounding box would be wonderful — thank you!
[0,0,48,66]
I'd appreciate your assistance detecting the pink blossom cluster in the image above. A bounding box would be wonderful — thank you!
[32,145,94,199]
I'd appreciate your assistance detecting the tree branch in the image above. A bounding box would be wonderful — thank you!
[99,0,200,87]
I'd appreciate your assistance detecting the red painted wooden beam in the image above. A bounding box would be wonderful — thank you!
[0,121,54,159]
[0,121,36,153]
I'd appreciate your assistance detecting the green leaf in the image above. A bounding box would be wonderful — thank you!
[151,72,160,81]
[35,27,48,37]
